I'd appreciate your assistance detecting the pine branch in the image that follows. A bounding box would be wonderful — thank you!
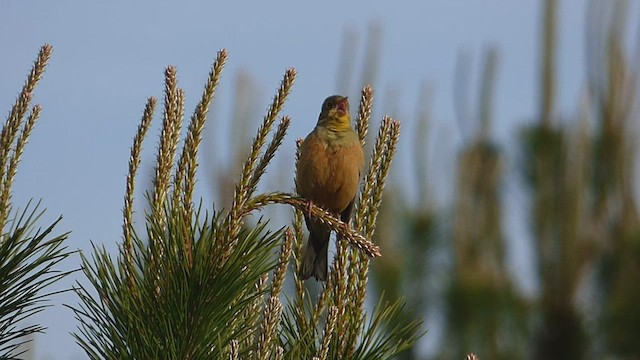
[220,68,296,269]
[0,44,52,228]
[72,50,419,360]
[123,97,156,283]
[0,44,71,359]
[245,192,381,258]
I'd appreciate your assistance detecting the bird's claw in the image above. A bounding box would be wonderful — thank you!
[305,199,314,218]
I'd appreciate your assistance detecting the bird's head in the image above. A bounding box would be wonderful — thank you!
[317,95,351,131]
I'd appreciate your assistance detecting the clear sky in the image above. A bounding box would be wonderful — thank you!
[1,1,634,359]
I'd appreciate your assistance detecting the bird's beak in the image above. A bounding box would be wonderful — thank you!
[336,97,348,116]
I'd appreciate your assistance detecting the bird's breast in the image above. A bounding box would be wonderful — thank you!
[297,131,364,214]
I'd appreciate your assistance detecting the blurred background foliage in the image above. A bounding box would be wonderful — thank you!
[204,0,640,359]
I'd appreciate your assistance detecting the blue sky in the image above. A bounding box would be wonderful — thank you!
[1,1,634,358]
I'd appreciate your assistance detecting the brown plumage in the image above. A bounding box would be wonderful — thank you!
[296,95,364,281]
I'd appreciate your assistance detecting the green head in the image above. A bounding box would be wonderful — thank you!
[316,95,352,131]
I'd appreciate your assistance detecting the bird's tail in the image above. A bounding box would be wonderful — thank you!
[301,229,329,281]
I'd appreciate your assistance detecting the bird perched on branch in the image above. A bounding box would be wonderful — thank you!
[296,95,364,281]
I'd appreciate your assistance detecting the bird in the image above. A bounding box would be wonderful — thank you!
[296,95,364,281]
